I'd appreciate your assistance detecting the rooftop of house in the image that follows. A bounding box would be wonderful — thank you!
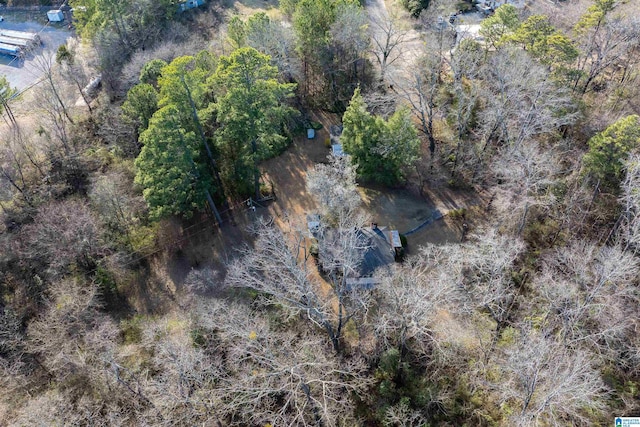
[307,215,400,280]
[358,225,397,277]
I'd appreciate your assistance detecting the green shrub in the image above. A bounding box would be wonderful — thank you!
[309,238,319,257]
[401,0,430,17]
[447,178,472,190]
[456,0,474,12]
[523,217,563,250]
[139,59,168,87]
[121,315,145,344]
[128,222,160,255]
[190,328,207,348]
[448,207,467,220]
[378,348,401,377]
[94,264,117,295]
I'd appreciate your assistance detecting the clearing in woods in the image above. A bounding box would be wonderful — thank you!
[261,111,462,252]
[217,0,469,250]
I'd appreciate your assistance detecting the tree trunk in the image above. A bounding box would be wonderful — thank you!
[74,79,92,114]
[323,320,341,354]
[47,74,74,125]
[205,189,223,226]
[0,95,17,127]
[518,202,530,236]
[180,76,226,202]
[177,125,223,225]
[251,139,261,200]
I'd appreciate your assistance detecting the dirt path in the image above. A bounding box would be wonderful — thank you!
[226,0,281,19]
[364,0,424,83]
[364,0,389,27]
[261,112,338,223]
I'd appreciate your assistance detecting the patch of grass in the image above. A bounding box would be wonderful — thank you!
[121,315,146,344]
[0,9,49,25]
[190,328,207,348]
[128,222,160,255]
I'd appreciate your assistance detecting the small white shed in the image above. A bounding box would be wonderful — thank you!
[47,10,64,22]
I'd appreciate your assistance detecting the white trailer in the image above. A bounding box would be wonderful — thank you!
[0,36,32,48]
[0,42,22,58]
[0,29,40,44]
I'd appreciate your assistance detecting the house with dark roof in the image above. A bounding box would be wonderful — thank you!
[307,215,402,288]
[357,225,397,277]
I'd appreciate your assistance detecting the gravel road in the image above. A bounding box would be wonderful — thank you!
[0,16,72,92]
[364,0,426,83]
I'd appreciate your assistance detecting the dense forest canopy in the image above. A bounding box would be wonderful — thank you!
[1,0,640,425]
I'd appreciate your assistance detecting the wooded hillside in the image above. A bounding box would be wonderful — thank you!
[1,0,640,425]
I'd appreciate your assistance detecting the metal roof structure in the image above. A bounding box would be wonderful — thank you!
[0,42,21,57]
[0,29,40,43]
[357,226,396,278]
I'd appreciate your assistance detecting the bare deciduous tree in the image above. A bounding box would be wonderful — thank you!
[382,399,428,427]
[306,153,373,284]
[138,314,223,426]
[330,4,370,73]
[228,154,374,354]
[446,40,483,178]
[618,153,640,252]
[89,170,146,249]
[479,48,577,154]
[56,39,99,114]
[369,15,410,81]
[0,306,30,404]
[8,390,129,427]
[374,244,461,358]
[573,11,640,95]
[457,230,525,326]
[492,329,607,426]
[535,241,639,356]
[377,230,523,357]
[246,16,302,83]
[306,153,361,223]
[225,217,371,354]
[391,46,443,158]
[27,280,119,393]
[0,133,34,207]
[194,299,371,426]
[491,140,560,234]
[33,53,75,126]
[19,199,106,277]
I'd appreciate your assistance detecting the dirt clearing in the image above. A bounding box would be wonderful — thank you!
[261,111,464,250]
[223,0,281,19]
